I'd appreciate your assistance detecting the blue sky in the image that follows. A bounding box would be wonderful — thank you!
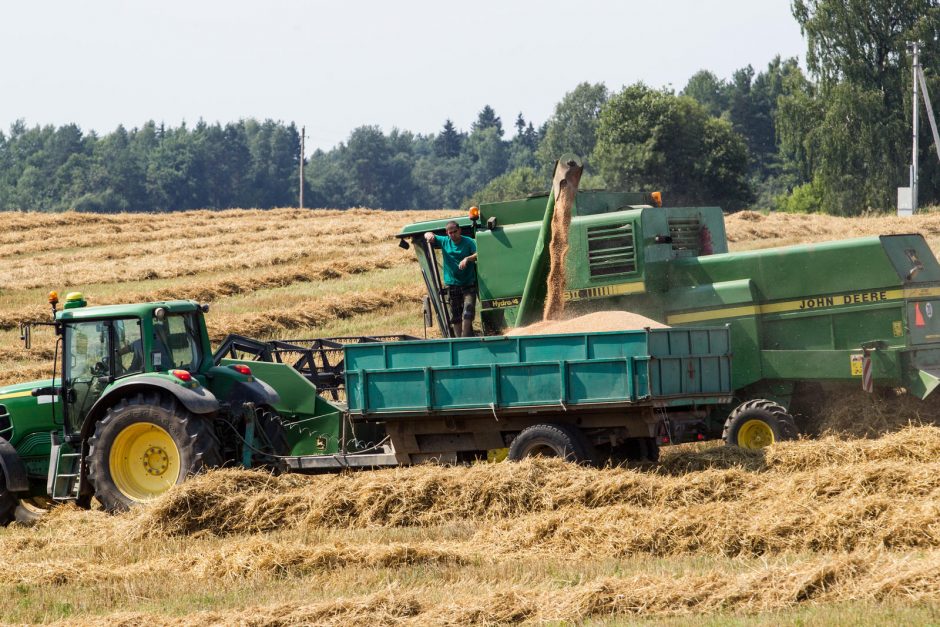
[2,0,805,151]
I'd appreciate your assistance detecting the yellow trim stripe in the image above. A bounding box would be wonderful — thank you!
[485,280,646,310]
[0,390,33,401]
[904,286,940,298]
[668,305,761,325]
[668,285,940,325]
[564,281,645,302]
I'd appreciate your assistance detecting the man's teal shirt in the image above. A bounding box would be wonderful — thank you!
[433,234,477,286]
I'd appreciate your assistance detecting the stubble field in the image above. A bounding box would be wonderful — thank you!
[5,207,940,624]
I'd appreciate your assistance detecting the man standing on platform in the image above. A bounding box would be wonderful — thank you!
[425,221,477,337]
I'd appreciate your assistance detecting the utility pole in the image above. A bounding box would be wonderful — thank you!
[299,125,306,209]
[912,42,921,214]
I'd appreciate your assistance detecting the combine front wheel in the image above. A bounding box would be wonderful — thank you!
[723,399,797,449]
[88,393,222,512]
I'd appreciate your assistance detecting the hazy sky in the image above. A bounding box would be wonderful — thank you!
[2,1,806,152]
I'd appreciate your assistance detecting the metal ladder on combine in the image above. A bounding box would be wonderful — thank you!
[47,432,81,501]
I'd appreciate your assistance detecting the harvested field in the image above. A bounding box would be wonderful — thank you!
[5,206,940,624]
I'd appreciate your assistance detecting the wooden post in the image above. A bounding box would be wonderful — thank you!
[299,125,305,209]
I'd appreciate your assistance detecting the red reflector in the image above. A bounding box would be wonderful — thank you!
[171,369,192,382]
[231,364,252,376]
[697,434,705,440]
[661,436,670,444]
[916,303,926,327]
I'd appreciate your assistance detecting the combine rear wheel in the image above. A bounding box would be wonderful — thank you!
[723,399,797,449]
[508,423,595,464]
[88,393,222,512]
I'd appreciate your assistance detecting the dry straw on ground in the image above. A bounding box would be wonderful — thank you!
[5,428,940,624]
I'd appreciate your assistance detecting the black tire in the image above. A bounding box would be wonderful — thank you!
[614,437,660,463]
[87,392,222,512]
[0,471,15,526]
[507,423,595,464]
[722,399,798,449]
[14,497,50,525]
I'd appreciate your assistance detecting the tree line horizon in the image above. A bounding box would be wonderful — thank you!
[2,1,939,216]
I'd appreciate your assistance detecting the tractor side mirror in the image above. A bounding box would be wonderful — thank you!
[19,323,30,349]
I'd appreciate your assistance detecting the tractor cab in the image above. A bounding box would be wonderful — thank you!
[52,294,212,435]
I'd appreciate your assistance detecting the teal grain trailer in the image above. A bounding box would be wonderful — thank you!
[263,326,734,468]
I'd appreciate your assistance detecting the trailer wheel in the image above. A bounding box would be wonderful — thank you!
[723,399,797,449]
[508,423,595,464]
[88,392,222,512]
[0,471,15,526]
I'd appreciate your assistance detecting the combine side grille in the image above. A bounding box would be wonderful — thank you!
[587,222,636,278]
[668,217,701,254]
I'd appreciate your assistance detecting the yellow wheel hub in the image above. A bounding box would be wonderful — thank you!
[737,419,775,449]
[109,423,181,503]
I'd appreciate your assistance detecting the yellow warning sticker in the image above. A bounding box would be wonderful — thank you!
[850,354,864,376]
[893,321,903,337]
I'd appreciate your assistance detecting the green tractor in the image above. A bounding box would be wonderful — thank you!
[0,292,346,522]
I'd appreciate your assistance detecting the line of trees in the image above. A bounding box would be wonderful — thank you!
[1,0,939,215]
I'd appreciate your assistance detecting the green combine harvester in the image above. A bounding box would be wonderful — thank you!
[398,158,940,447]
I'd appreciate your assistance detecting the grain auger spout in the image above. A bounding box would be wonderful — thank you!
[515,154,583,327]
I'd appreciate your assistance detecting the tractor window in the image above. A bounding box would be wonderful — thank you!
[152,313,202,371]
[113,318,143,376]
[65,321,112,431]
[67,322,109,383]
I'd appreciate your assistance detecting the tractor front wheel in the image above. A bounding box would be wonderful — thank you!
[88,393,222,512]
[508,423,595,464]
[0,471,15,526]
[723,399,798,449]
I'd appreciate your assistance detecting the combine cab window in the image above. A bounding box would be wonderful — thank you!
[151,313,202,371]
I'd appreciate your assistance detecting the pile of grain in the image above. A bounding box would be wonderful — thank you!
[507,310,668,336]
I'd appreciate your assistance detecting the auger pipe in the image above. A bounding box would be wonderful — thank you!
[514,154,583,327]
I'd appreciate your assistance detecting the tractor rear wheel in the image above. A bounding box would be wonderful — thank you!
[723,399,798,449]
[508,423,595,464]
[0,471,15,526]
[88,392,222,512]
